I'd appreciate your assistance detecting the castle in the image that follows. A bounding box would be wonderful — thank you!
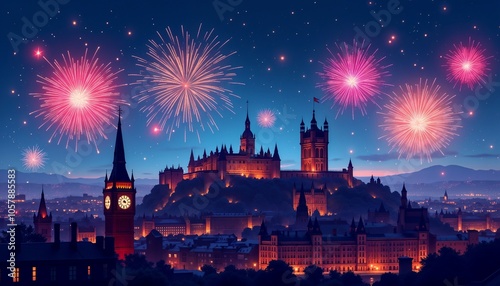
[160,107,354,190]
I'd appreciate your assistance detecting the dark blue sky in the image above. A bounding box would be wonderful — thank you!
[1,0,499,179]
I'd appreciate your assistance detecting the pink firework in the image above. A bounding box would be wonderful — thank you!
[31,48,125,151]
[380,79,461,162]
[318,41,391,118]
[444,39,490,90]
[22,146,46,171]
[257,109,276,128]
[133,25,241,141]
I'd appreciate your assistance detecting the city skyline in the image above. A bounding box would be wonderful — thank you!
[1,0,500,179]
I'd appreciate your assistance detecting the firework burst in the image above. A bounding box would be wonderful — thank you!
[22,146,47,171]
[380,79,461,162]
[444,39,490,90]
[257,109,276,128]
[318,41,391,118]
[133,25,241,141]
[31,48,125,151]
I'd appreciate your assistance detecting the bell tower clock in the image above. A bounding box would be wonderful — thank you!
[103,107,136,259]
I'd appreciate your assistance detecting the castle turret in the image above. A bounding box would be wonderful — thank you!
[401,183,408,209]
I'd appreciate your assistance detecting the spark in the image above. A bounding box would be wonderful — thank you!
[22,146,46,171]
[133,24,241,141]
[318,41,391,118]
[257,109,276,128]
[379,79,461,162]
[30,48,125,151]
[35,48,42,58]
[444,39,490,90]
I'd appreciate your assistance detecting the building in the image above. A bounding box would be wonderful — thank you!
[159,165,184,191]
[258,185,478,274]
[367,202,390,224]
[300,110,328,172]
[33,188,52,242]
[397,184,429,232]
[436,209,500,231]
[0,223,116,285]
[179,108,354,187]
[292,182,328,216]
[136,213,264,239]
[184,105,281,181]
[103,108,136,259]
[154,233,259,271]
[280,110,354,188]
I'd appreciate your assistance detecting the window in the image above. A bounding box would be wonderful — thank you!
[32,267,37,281]
[69,266,77,280]
[87,266,91,280]
[50,267,57,281]
[13,268,20,283]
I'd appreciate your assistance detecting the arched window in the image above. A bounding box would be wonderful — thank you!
[320,148,323,157]
[315,148,319,158]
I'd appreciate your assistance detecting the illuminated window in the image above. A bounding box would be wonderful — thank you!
[13,268,20,282]
[87,266,91,279]
[69,266,76,280]
[32,267,37,281]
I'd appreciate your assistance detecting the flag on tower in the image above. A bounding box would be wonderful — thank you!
[313,97,320,103]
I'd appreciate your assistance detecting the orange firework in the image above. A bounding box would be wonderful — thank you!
[133,25,241,141]
[380,79,461,162]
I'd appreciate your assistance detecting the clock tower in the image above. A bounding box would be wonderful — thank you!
[103,108,136,259]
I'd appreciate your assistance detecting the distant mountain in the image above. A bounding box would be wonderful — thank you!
[359,165,500,185]
[357,165,500,198]
[0,169,158,185]
[0,170,157,199]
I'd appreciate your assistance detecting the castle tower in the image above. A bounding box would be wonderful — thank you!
[33,187,52,242]
[300,110,328,171]
[240,101,255,155]
[103,107,136,259]
[356,217,367,271]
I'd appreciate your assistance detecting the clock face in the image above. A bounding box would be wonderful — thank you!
[118,195,131,209]
[105,196,111,210]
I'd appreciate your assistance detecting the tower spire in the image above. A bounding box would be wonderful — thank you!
[245,100,250,129]
[109,106,130,182]
[38,187,48,219]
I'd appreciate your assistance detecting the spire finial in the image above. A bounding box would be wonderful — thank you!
[118,106,122,125]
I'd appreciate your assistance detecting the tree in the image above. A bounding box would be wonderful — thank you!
[0,223,46,243]
[373,273,399,286]
[417,247,464,286]
[340,271,366,286]
[304,265,324,285]
[201,264,217,276]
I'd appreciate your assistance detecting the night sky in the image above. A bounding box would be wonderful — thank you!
[1,0,499,179]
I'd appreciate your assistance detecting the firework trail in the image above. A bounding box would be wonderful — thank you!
[22,146,46,171]
[133,24,241,141]
[318,41,391,118]
[444,39,490,90]
[380,79,461,162]
[31,48,125,152]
